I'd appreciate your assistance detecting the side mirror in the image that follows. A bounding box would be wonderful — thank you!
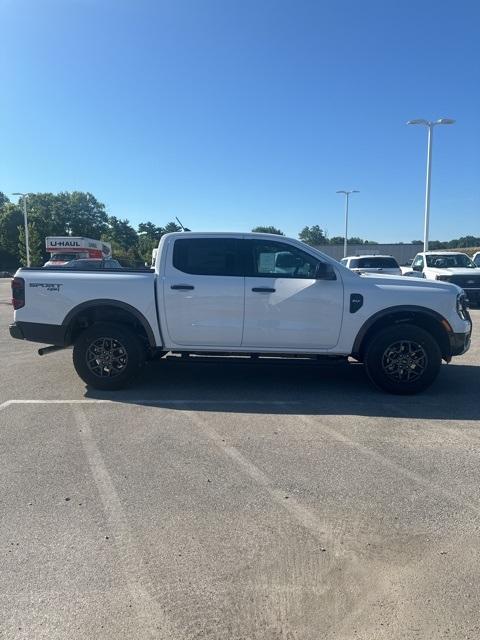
[315,262,337,281]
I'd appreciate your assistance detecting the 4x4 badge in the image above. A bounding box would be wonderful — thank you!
[29,283,62,292]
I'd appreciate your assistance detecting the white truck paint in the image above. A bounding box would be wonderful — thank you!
[10,232,472,393]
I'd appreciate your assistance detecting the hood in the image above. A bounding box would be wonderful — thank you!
[359,272,462,293]
[427,267,479,277]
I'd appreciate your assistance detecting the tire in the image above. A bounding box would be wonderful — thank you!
[364,323,442,395]
[73,322,145,390]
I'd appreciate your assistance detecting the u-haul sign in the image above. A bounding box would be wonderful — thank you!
[45,237,111,257]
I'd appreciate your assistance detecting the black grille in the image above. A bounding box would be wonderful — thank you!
[449,274,480,288]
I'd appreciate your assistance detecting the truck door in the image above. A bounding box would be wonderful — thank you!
[163,236,245,347]
[242,239,343,349]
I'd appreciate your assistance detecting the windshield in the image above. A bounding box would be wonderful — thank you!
[425,254,476,269]
[349,257,399,269]
[49,252,87,262]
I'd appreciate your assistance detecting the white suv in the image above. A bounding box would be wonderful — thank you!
[340,255,402,276]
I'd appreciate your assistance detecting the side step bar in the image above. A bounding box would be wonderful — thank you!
[164,353,348,365]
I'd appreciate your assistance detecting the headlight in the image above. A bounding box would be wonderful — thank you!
[436,275,451,281]
[456,292,469,320]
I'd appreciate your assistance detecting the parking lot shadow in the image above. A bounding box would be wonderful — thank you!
[84,358,480,422]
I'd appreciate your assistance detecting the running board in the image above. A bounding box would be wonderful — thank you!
[164,353,348,365]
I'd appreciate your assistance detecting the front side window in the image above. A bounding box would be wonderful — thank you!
[412,255,424,270]
[247,240,320,278]
[173,238,242,276]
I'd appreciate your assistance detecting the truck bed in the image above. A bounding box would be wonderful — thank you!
[13,267,161,347]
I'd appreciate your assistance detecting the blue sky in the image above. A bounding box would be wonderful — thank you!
[1,0,479,242]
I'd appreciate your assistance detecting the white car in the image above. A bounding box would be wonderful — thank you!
[408,251,480,306]
[473,252,480,267]
[340,255,402,276]
[9,232,472,394]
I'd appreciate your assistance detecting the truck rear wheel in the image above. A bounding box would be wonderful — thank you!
[73,322,145,390]
[364,324,442,395]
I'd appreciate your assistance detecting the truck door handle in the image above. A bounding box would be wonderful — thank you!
[171,284,195,290]
[252,287,276,293]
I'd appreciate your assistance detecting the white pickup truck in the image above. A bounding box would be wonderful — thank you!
[10,232,472,394]
[407,251,480,307]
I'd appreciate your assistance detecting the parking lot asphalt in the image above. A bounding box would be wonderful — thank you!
[1,278,479,639]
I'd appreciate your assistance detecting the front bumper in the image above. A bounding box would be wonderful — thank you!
[464,289,480,306]
[449,329,472,357]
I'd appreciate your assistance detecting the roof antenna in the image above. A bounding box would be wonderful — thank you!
[175,217,191,232]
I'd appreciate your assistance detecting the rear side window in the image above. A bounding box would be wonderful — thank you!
[173,238,242,276]
[351,257,399,269]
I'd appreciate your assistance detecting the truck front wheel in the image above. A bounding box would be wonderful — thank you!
[73,322,145,390]
[364,324,442,395]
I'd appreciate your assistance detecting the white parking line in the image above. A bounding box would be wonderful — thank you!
[0,399,111,411]
[183,409,348,561]
[0,398,300,412]
[72,405,185,640]
[299,414,480,517]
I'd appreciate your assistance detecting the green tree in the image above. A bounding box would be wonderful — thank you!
[12,192,110,262]
[298,225,327,246]
[102,216,138,251]
[137,220,182,263]
[163,221,182,233]
[448,236,480,248]
[18,223,43,266]
[0,192,10,208]
[251,226,284,235]
[138,221,163,238]
[328,236,345,245]
[56,191,109,237]
[0,203,23,259]
[348,237,365,245]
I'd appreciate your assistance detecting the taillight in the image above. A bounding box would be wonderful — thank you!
[12,277,25,310]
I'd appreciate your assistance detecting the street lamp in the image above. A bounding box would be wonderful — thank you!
[336,190,360,258]
[406,118,455,252]
[12,192,30,267]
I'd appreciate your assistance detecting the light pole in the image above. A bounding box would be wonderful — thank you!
[12,192,30,267]
[336,190,359,258]
[406,118,455,252]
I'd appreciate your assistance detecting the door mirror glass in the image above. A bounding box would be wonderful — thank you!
[315,262,337,280]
